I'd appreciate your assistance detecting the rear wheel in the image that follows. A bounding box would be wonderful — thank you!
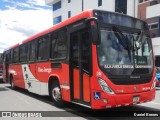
[50,80,64,107]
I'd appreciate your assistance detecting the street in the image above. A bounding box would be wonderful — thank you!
[0,83,160,120]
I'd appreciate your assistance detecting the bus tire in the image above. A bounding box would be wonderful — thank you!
[10,75,15,89]
[50,80,64,107]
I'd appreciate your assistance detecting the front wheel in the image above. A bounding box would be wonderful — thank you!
[50,80,64,107]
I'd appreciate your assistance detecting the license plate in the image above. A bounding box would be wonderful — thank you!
[133,96,140,103]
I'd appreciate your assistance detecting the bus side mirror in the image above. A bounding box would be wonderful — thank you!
[85,17,101,45]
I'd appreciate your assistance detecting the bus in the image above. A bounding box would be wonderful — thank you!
[2,9,156,109]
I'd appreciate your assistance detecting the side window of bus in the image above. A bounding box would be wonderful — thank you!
[29,41,36,62]
[5,51,11,64]
[51,29,67,59]
[19,44,28,63]
[82,31,90,72]
[13,47,19,63]
[38,35,50,61]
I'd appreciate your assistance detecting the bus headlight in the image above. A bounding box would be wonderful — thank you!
[98,78,114,94]
[151,77,157,90]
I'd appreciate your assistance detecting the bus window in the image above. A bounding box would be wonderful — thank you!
[71,35,79,67]
[19,44,28,63]
[29,41,36,62]
[51,33,57,59]
[38,36,50,61]
[51,29,67,59]
[13,47,19,63]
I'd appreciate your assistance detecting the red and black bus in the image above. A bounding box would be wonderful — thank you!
[2,9,156,109]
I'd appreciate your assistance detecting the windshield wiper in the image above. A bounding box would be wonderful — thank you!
[112,25,132,61]
[134,30,144,51]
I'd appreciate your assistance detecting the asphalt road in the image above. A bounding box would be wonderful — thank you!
[0,83,160,120]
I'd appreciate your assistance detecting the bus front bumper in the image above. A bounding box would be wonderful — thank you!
[91,89,156,109]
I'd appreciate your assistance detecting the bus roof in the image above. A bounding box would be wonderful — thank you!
[4,9,93,52]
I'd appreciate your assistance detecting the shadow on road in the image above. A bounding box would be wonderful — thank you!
[5,85,160,120]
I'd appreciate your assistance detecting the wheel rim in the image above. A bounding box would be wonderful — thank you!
[52,86,61,102]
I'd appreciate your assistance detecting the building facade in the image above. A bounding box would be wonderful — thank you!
[138,0,160,65]
[138,0,160,39]
[45,0,138,25]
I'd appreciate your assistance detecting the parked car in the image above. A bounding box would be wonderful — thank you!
[0,69,3,83]
[156,67,160,87]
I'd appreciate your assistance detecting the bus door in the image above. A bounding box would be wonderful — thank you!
[70,29,91,105]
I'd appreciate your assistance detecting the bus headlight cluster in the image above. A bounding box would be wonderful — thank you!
[151,77,157,90]
[98,78,114,94]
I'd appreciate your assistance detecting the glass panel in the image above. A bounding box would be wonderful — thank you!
[29,41,36,61]
[13,47,19,63]
[20,45,28,62]
[51,29,67,59]
[98,0,102,7]
[97,27,153,75]
[38,36,49,60]
[53,1,61,11]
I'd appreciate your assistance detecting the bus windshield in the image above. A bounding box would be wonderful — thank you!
[97,27,153,75]
[95,10,154,76]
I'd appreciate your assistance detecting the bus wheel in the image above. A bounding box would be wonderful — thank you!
[50,80,64,107]
[10,76,15,89]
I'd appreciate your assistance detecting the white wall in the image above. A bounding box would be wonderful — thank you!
[52,8,62,20]
[61,0,82,21]
[146,4,160,19]
[84,0,115,12]
[152,37,160,56]
[127,0,138,17]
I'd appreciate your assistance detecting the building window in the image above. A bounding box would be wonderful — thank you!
[53,16,62,25]
[37,36,50,61]
[150,0,158,6]
[53,1,61,11]
[115,0,127,14]
[98,0,102,7]
[68,0,71,3]
[149,23,159,30]
[68,11,71,18]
